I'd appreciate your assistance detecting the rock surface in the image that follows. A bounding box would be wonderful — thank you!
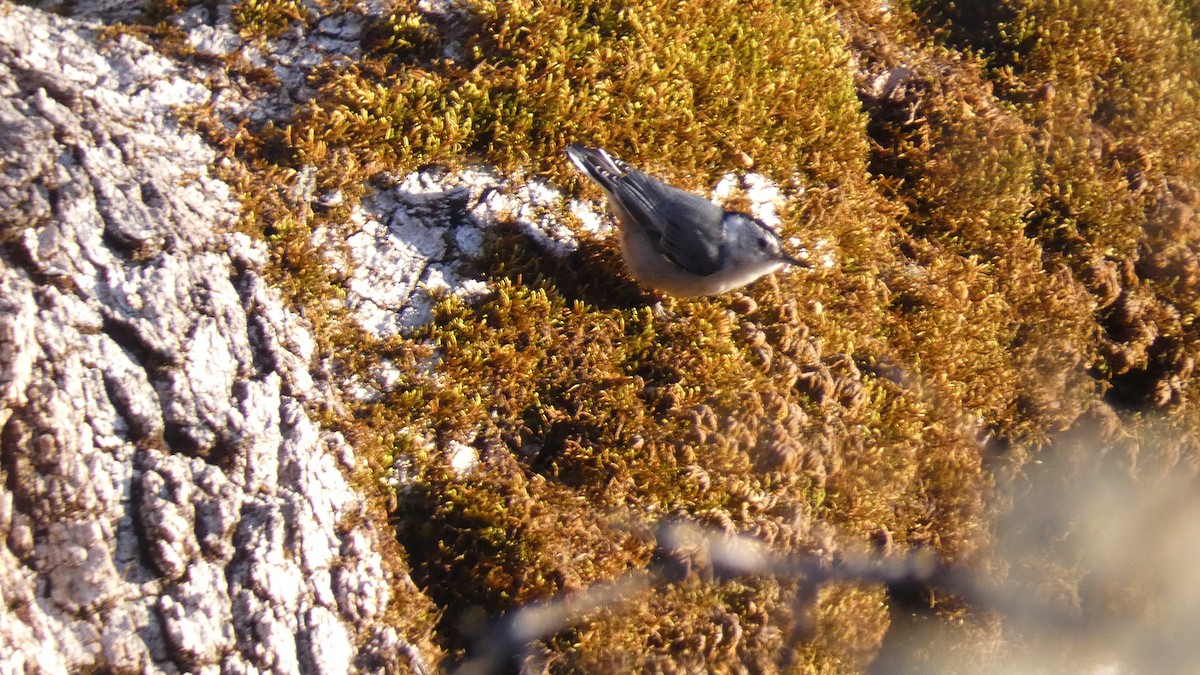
[0,5,432,672]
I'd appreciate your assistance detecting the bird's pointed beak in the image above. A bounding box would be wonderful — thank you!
[780,254,811,268]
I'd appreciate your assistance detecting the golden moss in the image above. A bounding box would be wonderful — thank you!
[134,0,1200,670]
[291,0,866,187]
[544,578,891,673]
[908,0,1200,414]
[231,0,311,37]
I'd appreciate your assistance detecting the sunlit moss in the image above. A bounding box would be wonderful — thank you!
[231,0,311,37]
[908,0,1200,415]
[291,0,866,188]
[132,0,1200,670]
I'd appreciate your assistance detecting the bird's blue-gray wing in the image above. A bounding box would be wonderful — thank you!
[611,170,726,276]
[566,144,726,276]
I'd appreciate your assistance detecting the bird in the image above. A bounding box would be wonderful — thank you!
[566,143,808,297]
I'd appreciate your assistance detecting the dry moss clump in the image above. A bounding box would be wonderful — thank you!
[231,0,312,36]
[907,0,1200,414]
[290,0,866,187]
[385,236,988,670]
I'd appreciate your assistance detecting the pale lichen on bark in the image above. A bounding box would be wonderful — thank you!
[0,4,434,672]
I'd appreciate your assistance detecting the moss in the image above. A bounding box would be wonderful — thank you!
[131,0,1200,670]
[545,578,888,673]
[291,0,866,187]
[231,0,312,37]
[907,0,1200,414]
[390,232,986,664]
[397,460,647,617]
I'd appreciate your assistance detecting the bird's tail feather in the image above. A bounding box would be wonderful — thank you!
[566,144,626,193]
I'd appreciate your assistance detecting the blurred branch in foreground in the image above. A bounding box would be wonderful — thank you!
[455,423,1200,674]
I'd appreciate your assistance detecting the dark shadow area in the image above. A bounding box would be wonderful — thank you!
[477,220,663,311]
[907,1,1026,76]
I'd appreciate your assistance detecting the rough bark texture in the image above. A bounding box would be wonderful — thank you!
[0,5,431,672]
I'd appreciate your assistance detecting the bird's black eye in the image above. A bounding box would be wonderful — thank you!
[756,237,769,249]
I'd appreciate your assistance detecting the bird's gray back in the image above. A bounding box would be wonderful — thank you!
[612,169,726,277]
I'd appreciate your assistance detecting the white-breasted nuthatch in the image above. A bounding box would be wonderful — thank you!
[566,144,808,297]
